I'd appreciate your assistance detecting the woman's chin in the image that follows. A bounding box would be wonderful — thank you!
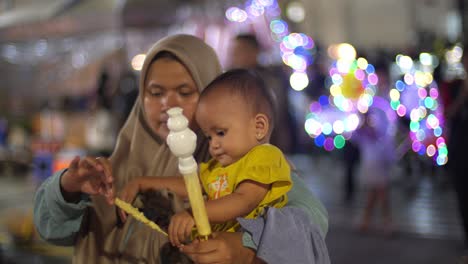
[156,126,170,140]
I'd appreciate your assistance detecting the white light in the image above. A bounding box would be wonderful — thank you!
[305,118,322,136]
[286,1,305,23]
[290,71,309,91]
[322,123,333,135]
[131,54,146,71]
[397,55,413,71]
[333,120,345,134]
[345,114,360,131]
[337,43,356,61]
[419,53,433,66]
[226,7,248,22]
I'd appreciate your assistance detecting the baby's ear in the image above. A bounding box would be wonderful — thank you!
[254,113,269,141]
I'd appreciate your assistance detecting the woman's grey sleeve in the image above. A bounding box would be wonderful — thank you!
[33,169,91,246]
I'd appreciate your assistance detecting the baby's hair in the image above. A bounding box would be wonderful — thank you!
[200,69,275,132]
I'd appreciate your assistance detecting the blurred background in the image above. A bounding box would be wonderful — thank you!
[0,0,467,263]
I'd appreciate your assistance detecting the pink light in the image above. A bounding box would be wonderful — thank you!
[355,69,365,80]
[310,102,322,113]
[412,141,422,152]
[436,137,445,146]
[329,67,339,76]
[368,73,378,85]
[324,137,335,151]
[427,145,436,157]
[429,88,439,98]
[396,104,407,116]
[418,88,427,99]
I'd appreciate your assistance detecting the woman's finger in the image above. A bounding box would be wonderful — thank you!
[82,156,103,172]
[182,240,222,264]
[68,156,80,172]
[95,157,115,201]
[96,157,114,184]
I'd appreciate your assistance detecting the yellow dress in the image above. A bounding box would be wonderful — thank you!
[199,144,292,232]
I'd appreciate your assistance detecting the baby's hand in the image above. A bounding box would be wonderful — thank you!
[168,210,195,247]
[117,179,141,223]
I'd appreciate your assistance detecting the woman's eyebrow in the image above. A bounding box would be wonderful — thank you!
[146,82,164,88]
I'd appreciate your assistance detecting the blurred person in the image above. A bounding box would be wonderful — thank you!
[119,69,292,248]
[342,141,360,203]
[33,34,329,264]
[229,33,295,154]
[84,71,118,157]
[114,69,139,129]
[444,52,468,251]
[353,110,395,234]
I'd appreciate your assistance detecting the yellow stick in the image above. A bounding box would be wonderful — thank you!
[114,198,168,236]
[183,172,212,238]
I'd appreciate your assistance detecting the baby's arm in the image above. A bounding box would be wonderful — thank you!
[205,180,270,223]
[169,180,269,246]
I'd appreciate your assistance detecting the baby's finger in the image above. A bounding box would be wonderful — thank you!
[184,223,193,243]
[177,222,189,246]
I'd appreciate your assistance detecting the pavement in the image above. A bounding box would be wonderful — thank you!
[0,152,465,263]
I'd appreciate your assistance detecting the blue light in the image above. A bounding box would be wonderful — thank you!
[418,145,426,155]
[270,19,287,34]
[434,126,442,137]
[395,80,405,91]
[314,134,325,147]
[319,95,329,106]
[365,64,375,74]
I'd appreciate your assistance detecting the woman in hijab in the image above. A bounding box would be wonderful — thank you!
[34,34,329,264]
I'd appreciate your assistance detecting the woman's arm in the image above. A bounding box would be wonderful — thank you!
[287,171,329,235]
[138,176,188,198]
[33,169,91,246]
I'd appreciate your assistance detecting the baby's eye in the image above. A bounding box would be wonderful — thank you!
[206,135,212,141]
[216,130,225,137]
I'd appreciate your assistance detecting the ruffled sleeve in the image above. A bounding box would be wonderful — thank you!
[236,145,292,205]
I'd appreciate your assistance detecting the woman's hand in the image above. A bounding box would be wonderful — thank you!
[117,178,142,222]
[181,232,264,264]
[60,156,114,204]
[169,210,195,247]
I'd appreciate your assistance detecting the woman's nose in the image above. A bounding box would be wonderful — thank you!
[162,93,178,109]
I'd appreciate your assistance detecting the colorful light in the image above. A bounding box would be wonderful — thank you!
[390,52,447,165]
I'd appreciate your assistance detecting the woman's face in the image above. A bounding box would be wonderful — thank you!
[143,57,200,139]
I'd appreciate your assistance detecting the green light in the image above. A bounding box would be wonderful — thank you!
[334,135,346,149]
[438,147,448,156]
[409,121,420,132]
[424,97,434,109]
[390,100,400,110]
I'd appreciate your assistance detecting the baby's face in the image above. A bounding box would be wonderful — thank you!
[196,90,258,166]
